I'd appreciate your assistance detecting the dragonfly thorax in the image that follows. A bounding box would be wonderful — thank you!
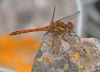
[50,21,67,32]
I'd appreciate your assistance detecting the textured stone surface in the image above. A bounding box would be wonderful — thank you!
[32,31,100,72]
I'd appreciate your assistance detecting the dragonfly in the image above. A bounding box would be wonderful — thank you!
[9,6,80,46]
[9,6,80,37]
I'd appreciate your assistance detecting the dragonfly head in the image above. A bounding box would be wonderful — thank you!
[66,22,74,32]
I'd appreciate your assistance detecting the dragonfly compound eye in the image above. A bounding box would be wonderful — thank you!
[67,22,74,31]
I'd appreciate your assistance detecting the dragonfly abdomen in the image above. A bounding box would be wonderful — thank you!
[9,26,50,35]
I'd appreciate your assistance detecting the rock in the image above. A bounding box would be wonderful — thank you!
[32,32,100,72]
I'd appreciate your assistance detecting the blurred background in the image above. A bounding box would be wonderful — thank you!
[0,0,100,72]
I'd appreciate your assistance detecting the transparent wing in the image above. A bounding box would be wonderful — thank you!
[50,5,56,24]
[39,32,54,52]
[63,30,80,45]
[40,32,63,52]
[57,11,80,23]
